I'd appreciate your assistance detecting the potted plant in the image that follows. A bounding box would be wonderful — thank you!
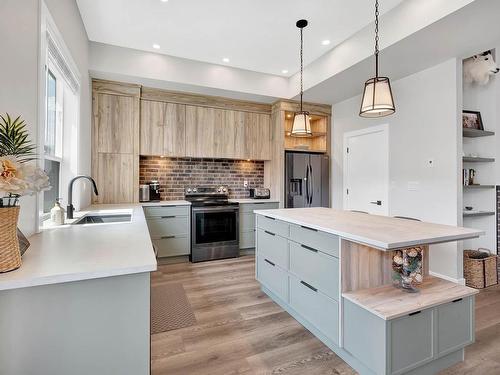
[0,114,50,272]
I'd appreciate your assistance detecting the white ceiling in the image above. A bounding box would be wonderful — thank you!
[77,0,402,76]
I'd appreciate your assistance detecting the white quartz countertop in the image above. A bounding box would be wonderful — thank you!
[229,198,280,204]
[0,204,157,292]
[254,207,483,250]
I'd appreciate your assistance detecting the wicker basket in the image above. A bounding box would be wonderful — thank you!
[464,249,498,289]
[0,206,22,273]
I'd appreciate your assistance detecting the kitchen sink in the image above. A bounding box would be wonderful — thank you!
[72,214,132,225]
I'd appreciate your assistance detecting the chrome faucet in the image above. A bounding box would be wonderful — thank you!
[67,176,99,219]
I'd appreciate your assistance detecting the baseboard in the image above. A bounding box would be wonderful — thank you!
[429,271,465,285]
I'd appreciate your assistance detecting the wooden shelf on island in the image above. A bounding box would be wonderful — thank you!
[342,276,477,320]
[463,156,495,163]
[463,184,496,189]
[463,128,495,138]
[463,211,495,217]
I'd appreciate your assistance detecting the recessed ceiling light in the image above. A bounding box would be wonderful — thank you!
[321,40,331,46]
[153,44,160,49]
[160,0,168,2]
[282,69,289,74]
[222,57,230,63]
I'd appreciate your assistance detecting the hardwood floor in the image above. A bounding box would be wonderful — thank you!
[151,255,500,375]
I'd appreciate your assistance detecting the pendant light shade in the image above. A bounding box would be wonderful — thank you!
[291,112,311,137]
[360,76,395,118]
[291,19,312,137]
[359,0,395,118]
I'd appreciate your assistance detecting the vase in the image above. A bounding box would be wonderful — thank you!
[400,247,423,293]
[0,206,22,272]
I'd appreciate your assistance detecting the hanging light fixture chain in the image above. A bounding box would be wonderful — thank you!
[374,0,379,77]
[300,26,304,112]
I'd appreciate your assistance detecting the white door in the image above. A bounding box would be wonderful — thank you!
[343,125,389,215]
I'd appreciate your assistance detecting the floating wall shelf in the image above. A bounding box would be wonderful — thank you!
[462,156,495,163]
[463,184,496,189]
[462,128,495,138]
[463,211,496,217]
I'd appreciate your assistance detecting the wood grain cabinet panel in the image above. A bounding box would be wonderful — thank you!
[140,100,186,157]
[95,153,135,203]
[185,105,216,158]
[96,94,136,154]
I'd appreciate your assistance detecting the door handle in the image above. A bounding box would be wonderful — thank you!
[305,166,310,205]
[370,200,382,206]
[309,164,313,204]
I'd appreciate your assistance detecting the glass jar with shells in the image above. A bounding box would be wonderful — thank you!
[392,247,424,293]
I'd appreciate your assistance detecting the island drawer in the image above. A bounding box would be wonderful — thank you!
[289,224,339,258]
[152,235,190,257]
[240,202,279,213]
[289,276,339,345]
[289,241,339,300]
[257,256,288,302]
[256,215,289,238]
[257,228,288,269]
[436,297,473,356]
[143,205,190,218]
[147,216,190,238]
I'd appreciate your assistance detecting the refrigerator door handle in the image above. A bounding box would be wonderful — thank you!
[305,165,310,205]
[309,164,314,205]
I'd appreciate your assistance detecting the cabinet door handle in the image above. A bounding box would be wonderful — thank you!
[452,298,463,303]
[264,216,275,220]
[264,259,275,267]
[300,225,318,232]
[161,215,175,219]
[161,235,175,239]
[264,230,276,236]
[409,311,421,316]
[300,280,318,292]
[301,244,318,253]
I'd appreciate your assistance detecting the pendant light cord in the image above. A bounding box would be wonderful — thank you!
[299,26,304,112]
[374,0,379,78]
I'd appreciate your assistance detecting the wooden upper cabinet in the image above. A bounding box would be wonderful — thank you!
[140,100,186,156]
[96,93,136,154]
[185,105,271,160]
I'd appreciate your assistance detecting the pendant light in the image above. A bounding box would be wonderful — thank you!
[291,19,312,137]
[359,0,395,118]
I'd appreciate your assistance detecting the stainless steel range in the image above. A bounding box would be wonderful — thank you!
[185,186,239,262]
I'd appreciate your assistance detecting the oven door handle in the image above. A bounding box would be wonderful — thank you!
[192,206,239,212]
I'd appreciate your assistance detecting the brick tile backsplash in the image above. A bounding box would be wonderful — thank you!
[139,156,265,200]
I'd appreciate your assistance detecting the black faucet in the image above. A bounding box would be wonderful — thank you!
[67,176,99,219]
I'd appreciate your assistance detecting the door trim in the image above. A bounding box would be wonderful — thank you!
[343,124,390,215]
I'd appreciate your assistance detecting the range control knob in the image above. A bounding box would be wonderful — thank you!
[187,188,192,193]
[192,188,197,193]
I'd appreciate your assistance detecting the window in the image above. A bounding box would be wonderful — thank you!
[43,66,64,214]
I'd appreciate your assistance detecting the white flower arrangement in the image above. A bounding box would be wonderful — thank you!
[0,114,51,207]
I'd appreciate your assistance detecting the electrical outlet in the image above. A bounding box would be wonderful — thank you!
[243,180,248,188]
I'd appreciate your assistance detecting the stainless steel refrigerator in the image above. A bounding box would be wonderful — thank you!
[285,151,329,208]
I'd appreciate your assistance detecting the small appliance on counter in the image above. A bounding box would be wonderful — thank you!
[249,187,271,199]
[149,180,161,202]
[139,185,150,202]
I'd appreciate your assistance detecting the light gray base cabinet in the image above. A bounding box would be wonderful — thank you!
[144,205,190,257]
[239,202,279,249]
[255,213,474,375]
[344,296,474,375]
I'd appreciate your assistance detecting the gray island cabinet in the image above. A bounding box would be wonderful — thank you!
[254,208,481,375]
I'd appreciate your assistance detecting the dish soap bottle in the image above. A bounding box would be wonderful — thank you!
[50,198,65,225]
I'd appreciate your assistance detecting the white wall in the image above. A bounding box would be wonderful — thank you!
[0,0,40,236]
[44,0,92,211]
[332,59,463,280]
[0,0,90,235]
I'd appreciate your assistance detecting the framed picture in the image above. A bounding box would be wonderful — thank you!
[462,110,484,130]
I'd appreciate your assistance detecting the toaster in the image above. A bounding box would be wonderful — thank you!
[249,187,271,199]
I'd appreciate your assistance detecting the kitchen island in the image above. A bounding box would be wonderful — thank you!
[0,204,167,375]
[254,207,482,375]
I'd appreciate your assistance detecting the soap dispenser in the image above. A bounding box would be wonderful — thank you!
[50,198,65,225]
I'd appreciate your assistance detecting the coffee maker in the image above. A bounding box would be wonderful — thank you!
[149,180,161,202]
